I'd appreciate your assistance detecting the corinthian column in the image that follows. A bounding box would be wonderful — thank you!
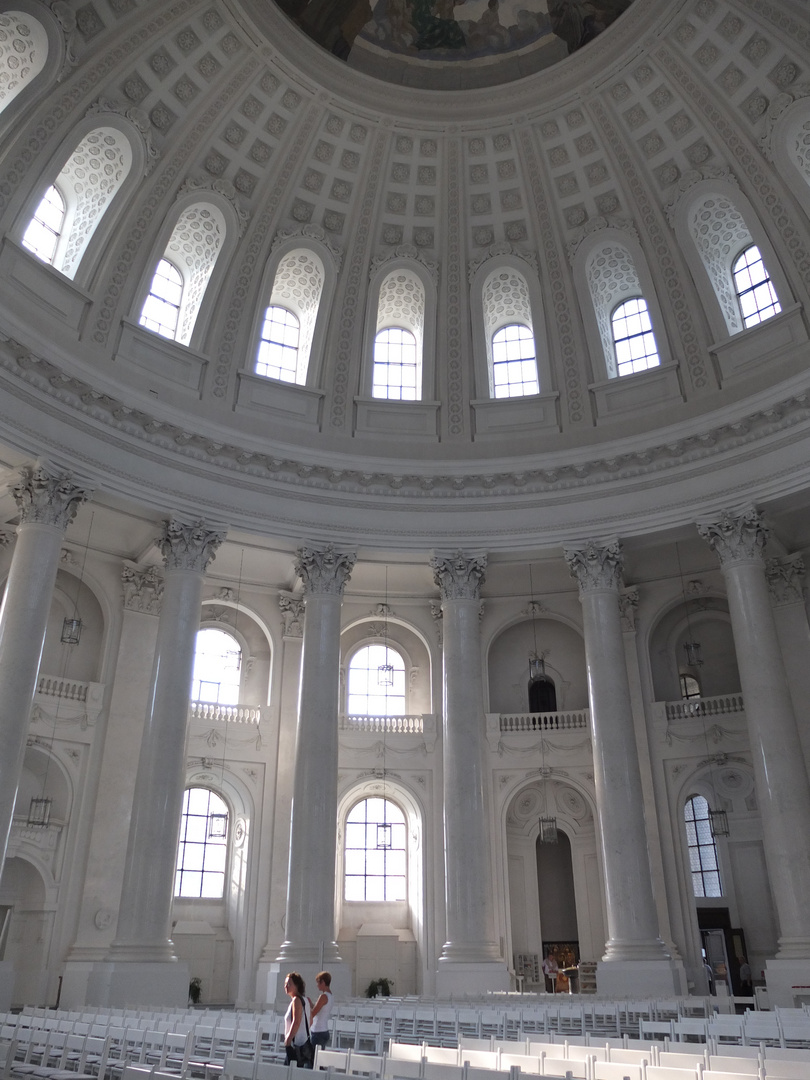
[564,540,679,998]
[431,551,508,996]
[0,464,90,878]
[93,520,224,1006]
[276,544,355,981]
[698,510,810,1004]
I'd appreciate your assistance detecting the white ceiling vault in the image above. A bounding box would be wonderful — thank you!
[0,0,809,564]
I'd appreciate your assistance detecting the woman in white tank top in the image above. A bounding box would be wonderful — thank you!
[309,970,333,1049]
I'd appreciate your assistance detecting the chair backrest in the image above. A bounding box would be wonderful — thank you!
[346,1050,386,1075]
[593,1063,643,1080]
[567,1045,606,1062]
[703,1072,763,1080]
[420,1062,464,1080]
[382,1057,423,1080]
[458,1039,493,1053]
[498,1054,542,1073]
[760,1062,810,1078]
[254,1061,295,1080]
[708,1054,762,1074]
[643,1068,701,1080]
[762,1047,810,1061]
[423,1047,460,1066]
[312,1048,349,1072]
[658,1051,707,1069]
[389,1043,426,1062]
[459,1050,499,1069]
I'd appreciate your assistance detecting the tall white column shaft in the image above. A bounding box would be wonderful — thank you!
[432,552,500,963]
[565,540,668,962]
[699,511,810,957]
[111,520,224,959]
[0,464,89,877]
[278,544,355,964]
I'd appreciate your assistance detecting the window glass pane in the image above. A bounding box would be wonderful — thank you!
[491,324,539,399]
[22,185,65,265]
[344,797,407,902]
[733,245,781,328]
[191,627,242,705]
[684,794,723,898]
[175,788,229,898]
[139,259,183,340]
[347,645,407,716]
[612,297,660,377]
[372,327,419,401]
[255,306,301,382]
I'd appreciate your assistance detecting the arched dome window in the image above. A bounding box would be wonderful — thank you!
[372,269,425,401]
[481,267,540,398]
[528,674,557,713]
[0,11,49,116]
[22,183,64,264]
[139,201,228,345]
[732,245,781,328]
[175,787,229,898]
[344,796,406,901]
[684,794,722,898]
[611,297,661,378]
[347,643,406,715]
[191,627,242,705]
[256,305,301,381]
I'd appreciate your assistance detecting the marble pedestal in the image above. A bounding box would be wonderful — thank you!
[596,959,686,998]
[261,960,353,1011]
[0,961,15,1010]
[765,958,810,1008]
[85,960,190,1007]
[435,960,511,999]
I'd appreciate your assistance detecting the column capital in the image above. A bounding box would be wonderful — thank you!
[278,593,305,638]
[295,544,355,596]
[564,539,623,593]
[431,550,487,600]
[121,563,164,615]
[697,508,767,567]
[11,463,91,529]
[767,553,806,607]
[157,518,225,573]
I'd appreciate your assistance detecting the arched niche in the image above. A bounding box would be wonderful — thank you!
[199,599,274,708]
[648,596,740,702]
[487,617,587,714]
[40,570,105,684]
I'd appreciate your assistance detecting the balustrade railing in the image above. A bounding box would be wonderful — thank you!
[37,675,89,702]
[499,709,589,732]
[340,714,425,734]
[664,693,744,721]
[189,701,261,724]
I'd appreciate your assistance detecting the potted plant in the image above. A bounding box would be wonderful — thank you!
[365,977,393,997]
[188,976,202,1005]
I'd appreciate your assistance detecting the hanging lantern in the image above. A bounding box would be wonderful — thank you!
[376,823,392,849]
[709,808,729,838]
[27,796,52,828]
[529,654,545,682]
[539,816,558,844]
[683,640,703,667]
[207,812,228,839]
[61,617,82,645]
[377,662,394,686]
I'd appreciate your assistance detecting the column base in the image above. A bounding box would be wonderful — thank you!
[84,960,190,1007]
[435,960,511,999]
[259,960,353,1012]
[765,957,810,1008]
[0,960,16,1010]
[596,958,686,998]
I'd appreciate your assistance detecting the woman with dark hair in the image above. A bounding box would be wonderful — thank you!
[284,972,313,1067]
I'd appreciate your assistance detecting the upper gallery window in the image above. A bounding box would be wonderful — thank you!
[372,269,425,400]
[140,258,183,340]
[611,297,661,377]
[491,324,540,398]
[255,249,325,384]
[256,305,301,382]
[191,627,242,706]
[732,245,781,328]
[347,643,406,716]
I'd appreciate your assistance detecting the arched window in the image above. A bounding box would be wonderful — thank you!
[344,797,406,901]
[21,184,64,263]
[371,269,426,401]
[191,627,242,705]
[372,327,418,400]
[732,245,781,328]
[481,266,540,398]
[347,643,406,716]
[0,12,49,116]
[140,201,228,345]
[611,297,661,377]
[492,324,539,398]
[175,787,229,898]
[684,794,722,898]
[680,673,701,700]
[255,305,300,381]
[140,258,183,340]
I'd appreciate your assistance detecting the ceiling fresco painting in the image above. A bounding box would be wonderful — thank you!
[275,0,634,72]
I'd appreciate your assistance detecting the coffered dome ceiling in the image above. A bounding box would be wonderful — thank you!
[0,0,809,550]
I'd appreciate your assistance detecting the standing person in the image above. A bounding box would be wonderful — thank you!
[310,970,334,1051]
[542,950,558,993]
[739,956,752,994]
[704,958,715,995]
[284,972,313,1068]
